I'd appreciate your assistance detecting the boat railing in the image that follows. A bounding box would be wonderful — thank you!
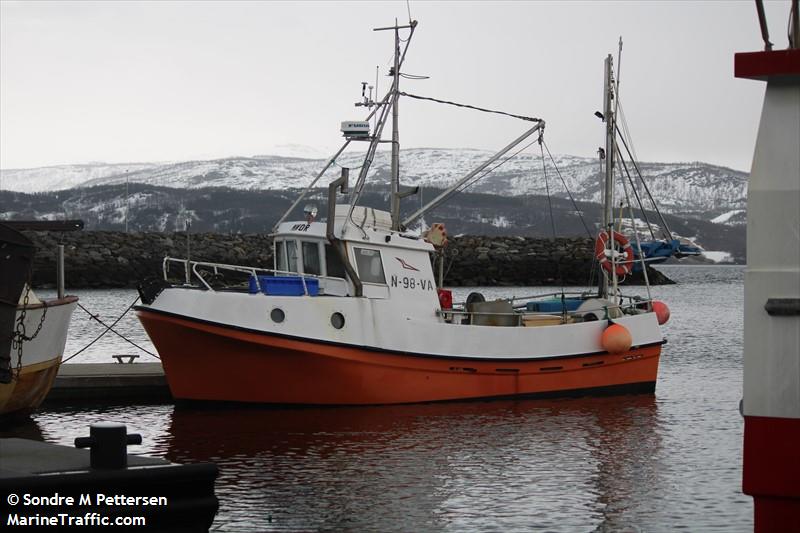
[441,295,651,326]
[438,307,606,319]
[436,309,523,327]
[437,308,579,327]
[162,257,330,295]
[450,292,653,311]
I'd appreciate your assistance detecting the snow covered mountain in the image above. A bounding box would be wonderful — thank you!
[0,161,164,192]
[0,148,748,225]
[0,182,747,263]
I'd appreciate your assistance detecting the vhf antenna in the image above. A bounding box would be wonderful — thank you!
[356,81,377,109]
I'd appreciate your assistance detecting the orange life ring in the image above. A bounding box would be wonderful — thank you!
[595,231,634,277]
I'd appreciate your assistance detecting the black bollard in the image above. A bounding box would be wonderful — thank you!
[74,422,142,469]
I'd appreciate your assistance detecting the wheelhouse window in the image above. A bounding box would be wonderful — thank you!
[302,241,321,276]
[277,238,349,279]
[286,240,299,273]
[275,241,287,272]
[354,247,386,284]
[325,244,346,279]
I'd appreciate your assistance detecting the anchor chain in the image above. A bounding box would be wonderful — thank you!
[10,269,48,381]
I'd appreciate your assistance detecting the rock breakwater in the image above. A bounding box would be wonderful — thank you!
[25,231,673,289]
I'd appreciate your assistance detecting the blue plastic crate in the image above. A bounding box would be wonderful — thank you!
[250,275,318,296]
[526,298,582,313]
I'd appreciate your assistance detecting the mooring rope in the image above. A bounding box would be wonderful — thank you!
[61,296,159,364]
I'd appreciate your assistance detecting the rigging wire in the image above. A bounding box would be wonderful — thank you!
[617,146,652,301]
[539,138,566,306]
[588,151,607,291]
[346,21,417,230]
[398,92,542,122]
[333,160,364,171]
[414,137,538,222]
[442,246,458,284]
[615,145,657,240]
[539,142,558,241]
[347,89,394,237]
[618,101,639,163]
[541,140,594,239]
[615,123,673,239]
[617,100,652,237]
[453,139,539,195]
[375,65,380,131]
[617,99,669,239]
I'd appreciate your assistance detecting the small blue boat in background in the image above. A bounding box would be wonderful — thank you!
[632,238,703,270]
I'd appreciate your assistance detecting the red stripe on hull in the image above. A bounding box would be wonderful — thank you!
[137,309,661,405]
[743,415,800,532]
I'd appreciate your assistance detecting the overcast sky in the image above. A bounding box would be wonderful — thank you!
[0,1,793,172]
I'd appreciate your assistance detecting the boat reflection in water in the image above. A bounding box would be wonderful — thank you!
[163,395,662,531]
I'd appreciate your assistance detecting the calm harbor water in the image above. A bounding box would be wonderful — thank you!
[6,265,748,531]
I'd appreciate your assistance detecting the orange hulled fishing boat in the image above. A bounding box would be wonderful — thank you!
[136,20,668,405]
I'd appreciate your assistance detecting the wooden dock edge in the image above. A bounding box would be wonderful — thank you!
[45,363,173,404]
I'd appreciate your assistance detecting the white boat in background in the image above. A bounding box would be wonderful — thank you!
[135,20,668,405]
[0,223,79,418]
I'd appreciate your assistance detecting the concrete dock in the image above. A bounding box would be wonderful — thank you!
[1,436,218,530]
[45,363,172,403]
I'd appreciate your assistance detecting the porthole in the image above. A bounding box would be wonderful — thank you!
[331,312,345,329]
[270,308,285,323]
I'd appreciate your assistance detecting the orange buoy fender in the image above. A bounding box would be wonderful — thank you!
[652,300,670,325]
[594,231,634,277]
[601,323,633,354]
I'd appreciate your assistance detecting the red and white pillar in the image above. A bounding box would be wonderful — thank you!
[735,49,800,532]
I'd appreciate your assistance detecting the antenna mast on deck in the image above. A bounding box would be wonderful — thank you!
[374,20,417,231]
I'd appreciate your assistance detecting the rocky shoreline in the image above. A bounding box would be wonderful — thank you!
[25,231,673,289]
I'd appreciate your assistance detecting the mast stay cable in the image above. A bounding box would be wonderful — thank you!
[455,140,537,194]
[617,145,652,301]
[615,145,657,240]
[346,22,418,231]
[540,139,567,306]
[418,137,540,219]
[615,124,673,239]
[399,92,542,123]
[539,142,558,241]
[541,140,594,240]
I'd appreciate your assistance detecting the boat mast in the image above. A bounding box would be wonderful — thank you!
[390,21,401,230]
[276,22,414,233]
[601,54,615,299]
[369,21,416,231]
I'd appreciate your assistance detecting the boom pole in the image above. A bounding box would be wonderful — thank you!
[402,121,544,228]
